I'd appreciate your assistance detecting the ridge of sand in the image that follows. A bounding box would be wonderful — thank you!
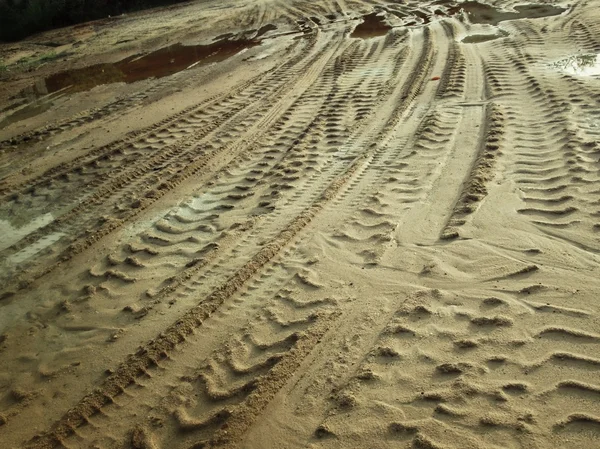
[0,1,599,448]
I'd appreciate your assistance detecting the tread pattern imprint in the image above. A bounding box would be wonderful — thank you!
[0,1,599,449]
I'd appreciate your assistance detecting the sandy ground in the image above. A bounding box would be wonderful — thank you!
[1,0,600,448]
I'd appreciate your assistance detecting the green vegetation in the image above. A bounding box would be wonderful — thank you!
[0,0,190,42]
[0,61,8,80]
[0,51,65,75]
[16,51,61,67]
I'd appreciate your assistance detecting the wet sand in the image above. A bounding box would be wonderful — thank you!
[0,1,599,448]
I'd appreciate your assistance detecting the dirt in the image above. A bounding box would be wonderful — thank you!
[36,37,261,99]
[1,1,599,449]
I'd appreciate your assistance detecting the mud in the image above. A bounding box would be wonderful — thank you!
[461,29,509,43]
[350,13,392,39]
[458,2,567,25]
[1,2,600,449]
[23,37,261,100]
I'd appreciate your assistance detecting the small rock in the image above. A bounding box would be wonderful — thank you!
[315,424,335,438]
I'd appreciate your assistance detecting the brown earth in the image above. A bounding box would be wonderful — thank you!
[1,1,599,448]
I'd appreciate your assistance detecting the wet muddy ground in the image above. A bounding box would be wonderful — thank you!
[1,2,599,449]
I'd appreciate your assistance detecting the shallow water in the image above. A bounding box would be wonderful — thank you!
[457,2,567,25]
[0,101,53,129]
[7,232,65,265]
[462,29,509,44]
[24,37,262,100]
[351,13,392,39]
[0,214,55,252]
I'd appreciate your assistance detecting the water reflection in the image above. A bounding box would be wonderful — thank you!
[19,36,262,103]
[50,38,260,95]
[456,2,567,25]
[461,29,508,44]
[351,13,392,39]
[1,36,263,129]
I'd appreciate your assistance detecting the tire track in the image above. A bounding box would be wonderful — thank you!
[440,103,504,240]
[4,2,600,449]
[22,125,373,449]
[1,31,407,438]
[53,246,339,449]
[0,28,304,190]
[310,278,600,448]
[0,30,331,289]
[19,21,436,449]
[485,25,600,251]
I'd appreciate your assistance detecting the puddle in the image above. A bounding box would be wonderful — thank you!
[461,29,509,43]
[256,24,278,38]
[456,2,567,26]
[23,36,261,100]
[351,13,392,39]
[376,2,566,33]
[0,214,55,252]
[0,101,53,129]
[552,54,600,77]
[7,232,65,265]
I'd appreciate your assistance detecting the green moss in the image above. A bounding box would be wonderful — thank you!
[13,51,63,70]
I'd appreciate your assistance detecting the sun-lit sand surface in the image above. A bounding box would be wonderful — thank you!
[1,1,599,448]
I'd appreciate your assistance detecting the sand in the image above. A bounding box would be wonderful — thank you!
[0,0,599,448]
